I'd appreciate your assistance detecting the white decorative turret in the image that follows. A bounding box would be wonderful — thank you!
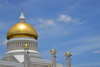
[50,49,57,67]
[19,11,26,22]
[23,44,30,67]
[64,52,72,67]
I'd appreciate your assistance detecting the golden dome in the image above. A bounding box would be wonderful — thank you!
[66,52,71,55]
[23,44,29,47]
[7,22,38,40]
[50,49,56,52]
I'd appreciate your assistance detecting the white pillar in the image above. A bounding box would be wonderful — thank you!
[66,59,71,67]
[51,57,56,67]
[24,52,29,67]
[64,52,72,67]
[50,49,57,67]
[24,44,29,67]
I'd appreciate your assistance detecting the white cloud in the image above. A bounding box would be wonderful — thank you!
[64,32,71,35]
[92,50,100,54]
[36,18,55,28]
[0,39,7,45]
[0,0,10,7]
[39,18,55,25]
[57,14,85,24]
[36,14,85,29]
[5,1,10,4]
[57,14,72,22]
[72,18,86,24]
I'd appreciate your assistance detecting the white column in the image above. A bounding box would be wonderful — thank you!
[21,41,22,49]
[17,42,19,50]
[30,42,31,50]
[7,44,9,51]
[24,44,29,67]
[66,59,71,67]
[51,57,56,67]
[64,52,72,67]
[14,42,15,50]
[24,52,29,67]
[50,49,57,67]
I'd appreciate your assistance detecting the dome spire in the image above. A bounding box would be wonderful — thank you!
[19,9,26,22]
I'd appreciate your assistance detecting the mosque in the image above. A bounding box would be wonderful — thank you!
[0,11,72,67]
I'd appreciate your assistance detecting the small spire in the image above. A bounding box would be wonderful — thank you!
[19,9,26,22]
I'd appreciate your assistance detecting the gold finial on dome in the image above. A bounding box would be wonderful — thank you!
[50,49,56,53]
[50,49,57,55]
[23,44,29,47]
[64,52,72,57]
[7,11,38,40]
[66,52,70,55]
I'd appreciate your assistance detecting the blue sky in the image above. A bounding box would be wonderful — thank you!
[0,0,100,67]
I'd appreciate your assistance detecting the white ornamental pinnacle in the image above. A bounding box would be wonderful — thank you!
[19,11,26,22]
